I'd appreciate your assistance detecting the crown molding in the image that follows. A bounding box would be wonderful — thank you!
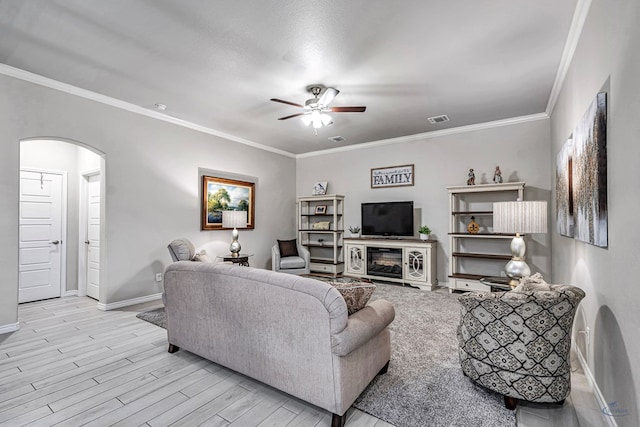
[1,62,557,160]
[0,63,296,159]
[296,113,549,159]
[545,0,593,116]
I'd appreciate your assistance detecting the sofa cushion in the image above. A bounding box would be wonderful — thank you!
[280,256,306,269]
[278,239,299,257]
[330,282,376,315]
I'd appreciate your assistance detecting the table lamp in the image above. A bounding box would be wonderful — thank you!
[493,200,547,283]
[222,210,247,257]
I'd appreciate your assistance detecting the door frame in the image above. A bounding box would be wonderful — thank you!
[19,167,68,301]
[78,169,101,297]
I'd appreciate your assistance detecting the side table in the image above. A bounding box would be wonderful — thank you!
[217,253,253,267]
[480,276,517,292]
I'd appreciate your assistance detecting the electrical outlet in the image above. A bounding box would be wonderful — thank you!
[578,327,590,347]
[155,273,162,282]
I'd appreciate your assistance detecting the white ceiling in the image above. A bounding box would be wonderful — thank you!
[0,0,578,155]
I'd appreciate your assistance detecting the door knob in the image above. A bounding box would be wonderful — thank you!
[50,240,60,245]
[85,240,90,244]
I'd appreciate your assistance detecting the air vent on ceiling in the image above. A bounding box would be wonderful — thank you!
[427,114,450,124]
[328,136,346,143]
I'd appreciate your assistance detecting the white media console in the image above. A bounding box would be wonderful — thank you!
[343,238,438,290]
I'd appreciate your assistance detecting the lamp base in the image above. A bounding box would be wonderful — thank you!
[504,258,531,281]
[229,228,241,256]
[504,234,531,283]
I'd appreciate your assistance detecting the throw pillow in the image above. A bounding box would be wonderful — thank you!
[192,250,211,263]
[278,239,299,257]
[330,282,376,315]
[513,272,551,292]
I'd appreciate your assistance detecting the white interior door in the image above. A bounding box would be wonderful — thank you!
[85,174,101,300]
[19,170,64,303]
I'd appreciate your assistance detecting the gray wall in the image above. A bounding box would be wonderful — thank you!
[550,0,640,423]
[296,118,552,285]
[0,73,296,327]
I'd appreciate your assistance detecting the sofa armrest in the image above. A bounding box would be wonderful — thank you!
[331,299,395,357]
[271,244,281,271]
[297,244,310,265]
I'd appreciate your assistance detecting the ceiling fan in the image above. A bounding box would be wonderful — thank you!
[270,86,366,134]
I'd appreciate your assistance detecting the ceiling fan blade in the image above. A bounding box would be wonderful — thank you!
[318,87,340,106]
[330,106,367,112]
[270,98,305,108]
[278,112,307,120]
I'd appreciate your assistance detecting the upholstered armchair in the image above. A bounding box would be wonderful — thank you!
[168,238,210,262]
[271,239,310,275]
[457,284,585,409]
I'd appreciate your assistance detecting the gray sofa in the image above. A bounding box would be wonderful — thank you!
[163,261,395,426]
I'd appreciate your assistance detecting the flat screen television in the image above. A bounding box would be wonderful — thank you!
[361,201,414,237]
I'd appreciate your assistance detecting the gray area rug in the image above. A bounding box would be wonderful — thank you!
[354,283,515,427]
[136,307,166,329]
[136,283,515,427]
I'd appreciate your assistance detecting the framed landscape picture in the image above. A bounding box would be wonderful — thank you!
[201,176,255,230]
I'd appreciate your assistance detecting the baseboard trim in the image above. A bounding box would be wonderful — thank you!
[64,290,78,297]
[573,343,618,427]
[97,293,163,311]
[0,322,20,334]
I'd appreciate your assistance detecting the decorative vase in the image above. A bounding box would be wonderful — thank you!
[419,233,429,240]
[351,232,360,238]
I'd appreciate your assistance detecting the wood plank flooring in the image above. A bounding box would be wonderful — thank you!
[0,297,392,427]
[0,296,600,427]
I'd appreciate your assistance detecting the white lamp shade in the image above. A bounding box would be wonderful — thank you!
[222,210,247,229]
[493,201,547,234]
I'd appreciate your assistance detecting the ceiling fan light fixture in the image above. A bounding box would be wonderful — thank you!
[273,85,366,133]
[310,109,323,128]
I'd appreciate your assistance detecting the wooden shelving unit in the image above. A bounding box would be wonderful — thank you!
[297,194,345,275]
[447,182,525,293]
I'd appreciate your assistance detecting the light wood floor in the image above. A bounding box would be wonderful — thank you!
[0,296,391,427]
[0,296,602,427]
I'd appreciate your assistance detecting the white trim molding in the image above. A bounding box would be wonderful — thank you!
[0,322,20,334]
[545,0,593,115]
[0,63,295,159]
[97,293,163,311]
[573,343,619,427]
[64,290,78,297]
[297,113,549,158]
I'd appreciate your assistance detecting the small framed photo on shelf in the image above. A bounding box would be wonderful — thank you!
[315,205,327,214]
[312,181,328,195]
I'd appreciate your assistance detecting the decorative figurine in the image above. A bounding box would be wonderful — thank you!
[493,166,503,184]
[466,168,475,185]
[467,216,480,234]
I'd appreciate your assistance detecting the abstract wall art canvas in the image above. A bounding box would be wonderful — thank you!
[571,92,608,247]
[556,136,574,237]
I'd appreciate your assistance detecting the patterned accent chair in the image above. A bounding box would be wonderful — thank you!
[457,284,585,409]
